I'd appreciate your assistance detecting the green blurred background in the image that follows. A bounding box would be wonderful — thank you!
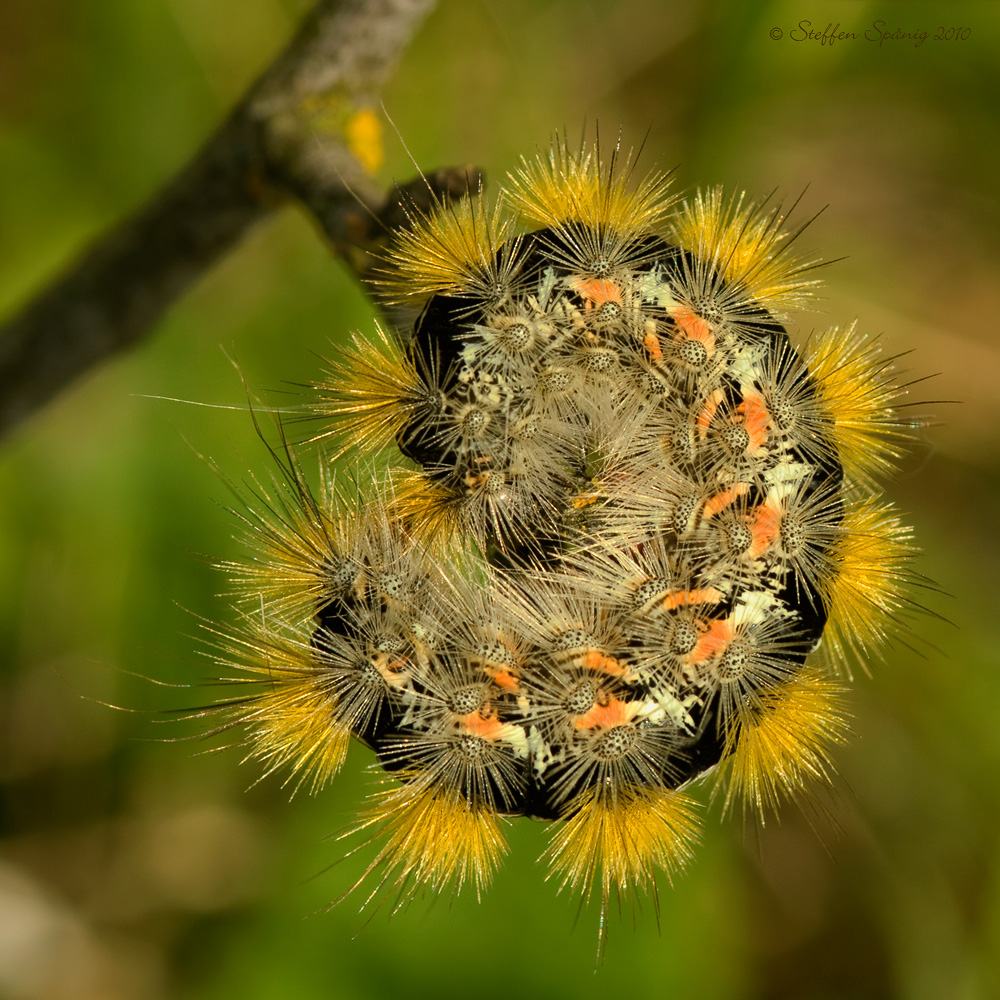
[2,1,999,997]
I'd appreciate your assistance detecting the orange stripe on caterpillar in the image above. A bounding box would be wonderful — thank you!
[643,322,664,361]
[697,389,725,438]
[669,304,716,358]
[701,483,750,520]
[460,710,505,740]
[571,490,602,510]
[379,657,413,689]
[570,277,624,305]
[749,500,782,558]
[659,587,724,611]
[581,648,632,678]
[574,695,631,731]
[736,390,771,452]
[685,618,735,666]
[488,668,520,692]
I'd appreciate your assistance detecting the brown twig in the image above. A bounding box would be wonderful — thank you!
[0,0,452,441]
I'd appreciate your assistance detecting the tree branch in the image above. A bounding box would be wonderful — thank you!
[0,0,444,441]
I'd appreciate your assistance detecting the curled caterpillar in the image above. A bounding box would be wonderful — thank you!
[199,133,921,942]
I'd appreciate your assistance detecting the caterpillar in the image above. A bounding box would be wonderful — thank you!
[200,133,920,940]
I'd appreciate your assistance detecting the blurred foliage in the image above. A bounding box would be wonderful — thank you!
[1,0,999,997]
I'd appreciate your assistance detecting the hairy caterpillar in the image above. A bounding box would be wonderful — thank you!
[197,133,920,942]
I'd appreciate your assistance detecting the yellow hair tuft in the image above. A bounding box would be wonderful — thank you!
[806,323,915,487]
[545,785,700,910]
[670,187,820,314]
[221,470,349,627]
[720,668,849,817]
[244,681,351,794]
[211,626,351,794]
[310,324,423,457]
[350,778,507,904]
[824,496,918,669]
[386,467,462,546]
[506,135,676,243]
[378,187,519,305]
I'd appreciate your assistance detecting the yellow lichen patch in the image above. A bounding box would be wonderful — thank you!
[294,96,382,175]
[670,187,820,314]
[351,779,507,903]
[823,496,917,669]
[310,324,422,456]
[378,190,519,305]
[719,668,849,817]
[806,323,914,488]
[505,136,676,246]
[345,107,383,174]
[545,785,700,908]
